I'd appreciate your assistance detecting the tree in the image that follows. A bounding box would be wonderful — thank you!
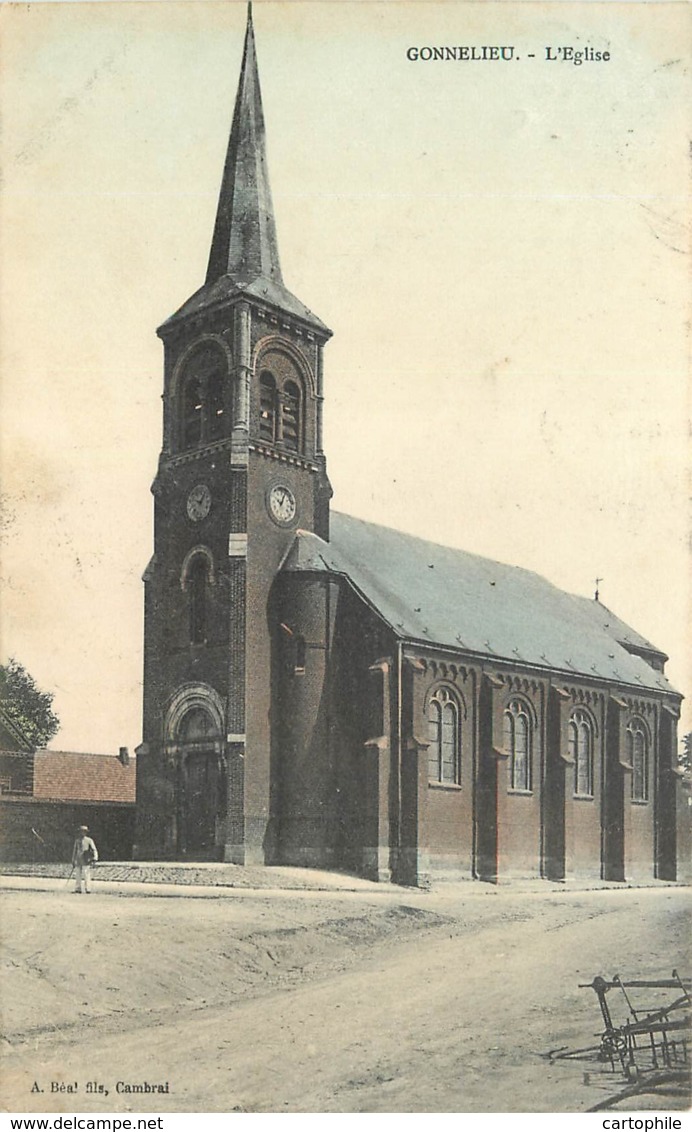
[680,731,692,774]
[0,658,60,749]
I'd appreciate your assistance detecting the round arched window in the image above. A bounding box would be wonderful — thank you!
[259,371,277,442]
[255,350,305,453]
[504,699,532,792]
[427,687,460,784]
[628,719,649,803]
[568,709,593,797]
[188,555,210,645]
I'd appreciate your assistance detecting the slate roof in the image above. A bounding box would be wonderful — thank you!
[282,512,677,697]
[159,275,330,336]
[32,751,136,805]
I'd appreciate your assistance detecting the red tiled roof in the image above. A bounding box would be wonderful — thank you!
[33,751,136,804]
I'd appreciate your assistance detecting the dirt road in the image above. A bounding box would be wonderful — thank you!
[1,880,689,1112]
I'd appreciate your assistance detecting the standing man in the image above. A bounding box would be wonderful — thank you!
[72,825,98,893]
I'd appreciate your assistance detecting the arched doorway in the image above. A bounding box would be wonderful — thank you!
[178,707,225,857]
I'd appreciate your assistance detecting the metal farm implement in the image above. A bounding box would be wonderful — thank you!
[548,971,691,1110]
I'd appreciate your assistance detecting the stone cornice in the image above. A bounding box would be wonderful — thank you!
[394,636,681,707]
[250,444,319,472]
[162,438,235,469]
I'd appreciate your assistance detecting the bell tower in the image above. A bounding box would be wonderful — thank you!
[135,4,332,863]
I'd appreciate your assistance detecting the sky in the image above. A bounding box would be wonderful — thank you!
[1,1,689,753]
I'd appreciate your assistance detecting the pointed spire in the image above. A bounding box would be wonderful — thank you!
[206,4,283,286]
[160,6,331,337]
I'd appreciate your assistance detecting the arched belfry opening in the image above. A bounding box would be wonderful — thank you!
[176,340,230,453]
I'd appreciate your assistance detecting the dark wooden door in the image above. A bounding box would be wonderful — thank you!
[184,751,218,853]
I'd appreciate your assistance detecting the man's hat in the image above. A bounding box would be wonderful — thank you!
[78,825,89,832]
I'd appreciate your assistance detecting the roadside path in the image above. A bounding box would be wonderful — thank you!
[2,886,689,1113]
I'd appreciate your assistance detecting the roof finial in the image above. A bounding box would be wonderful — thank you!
[594,577,603,602]
[247,1,253,24]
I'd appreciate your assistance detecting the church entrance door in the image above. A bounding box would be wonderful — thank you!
[184,751,218,855]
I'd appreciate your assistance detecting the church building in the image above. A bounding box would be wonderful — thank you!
[134,7,683,885]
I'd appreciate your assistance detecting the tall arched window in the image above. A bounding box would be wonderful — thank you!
[568,709,593,797]
[294,634,306,676]
[504,699,531,792]
[427,688,460,785]
[183,376,203,448]
[207,372,225,440]
[259,372,277,442]
[178,343,228,451]
[282,381,301,451]
[188,556,209,645]
[628,719,649,803]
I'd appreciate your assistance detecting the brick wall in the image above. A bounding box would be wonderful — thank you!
[0,799,135,862]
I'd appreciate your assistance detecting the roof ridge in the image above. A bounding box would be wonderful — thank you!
[36,749,133,760]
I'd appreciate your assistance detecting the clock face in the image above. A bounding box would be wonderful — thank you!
[186,483,212,522]
[268,484,297,526]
